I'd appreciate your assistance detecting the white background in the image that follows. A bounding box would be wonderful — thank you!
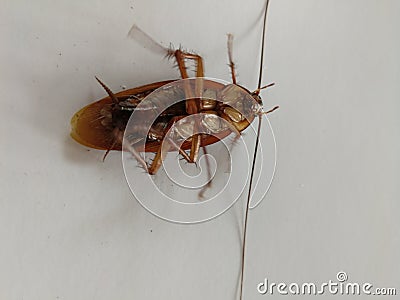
[1,0,399,299]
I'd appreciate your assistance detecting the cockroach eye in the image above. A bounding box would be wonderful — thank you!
[251,93,263,105]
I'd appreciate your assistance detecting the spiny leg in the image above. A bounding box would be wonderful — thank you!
[128,24,205,163]
[128,24,205,165]
[166,137,192,163]
[158,116,193,163]
[95,76,119,104]
[173,49,206,164]
[147,142,169,175]
[102,138,118,162]
[227,34,237,84]
[147,136,200,175]
[123,138,149,173]
[116,128,149,171]
[147,116,195,175]
[174,49,204,79]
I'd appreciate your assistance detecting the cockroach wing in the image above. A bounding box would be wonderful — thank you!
[71,98,117,150]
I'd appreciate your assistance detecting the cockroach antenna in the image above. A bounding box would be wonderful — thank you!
[257,0,270,91]
[239,1,272,300]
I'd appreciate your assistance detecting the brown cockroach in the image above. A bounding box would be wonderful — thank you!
[70,12,277,175]
[70,1,276,299]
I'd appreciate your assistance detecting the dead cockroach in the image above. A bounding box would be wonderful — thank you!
[70,1,276,299]
[70,13,277,175]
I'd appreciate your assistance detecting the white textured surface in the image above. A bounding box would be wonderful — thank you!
[1,0,399,299]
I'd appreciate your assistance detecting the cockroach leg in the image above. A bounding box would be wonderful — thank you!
[159,116,194,163]
[128,27,205,166]
[188,130,201,163]
[220,113,242,138]
[220,116,242,154]
[174,49,203,114]
[174,50,204,79]
[198,145,212,199]
[173,50,205,165]
[119,129,148,172]
[124,141,149,172]
[147,116,194,175]
[166,137,192,163]
[147,137,185,175]
[95,76,119,104]
[102,138,118,162]
[227,34,237,84]
[148,142,169,175]
[101,127,125,161]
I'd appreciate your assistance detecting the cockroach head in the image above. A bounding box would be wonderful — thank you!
[251,82,275,106]
[251,92,263,106]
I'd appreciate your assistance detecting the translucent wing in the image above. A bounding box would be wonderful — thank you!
[127,24,171,56]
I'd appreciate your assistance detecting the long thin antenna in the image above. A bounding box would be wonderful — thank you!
[257,0,270,90]
[240,1,271,299]
[239,115,262,300]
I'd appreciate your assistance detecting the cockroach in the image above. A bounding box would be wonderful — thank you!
[70,1,276,299]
